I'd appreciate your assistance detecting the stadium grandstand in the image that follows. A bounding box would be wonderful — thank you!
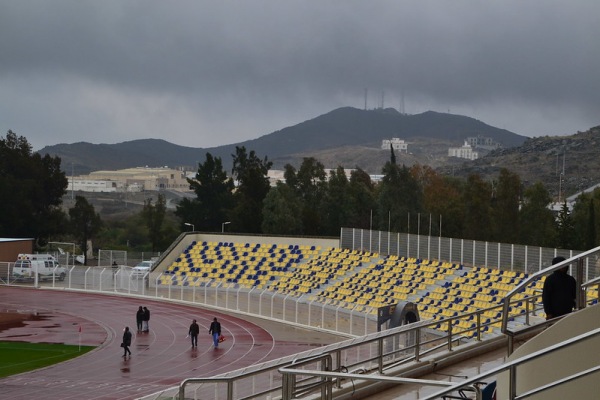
[3,227,599,399]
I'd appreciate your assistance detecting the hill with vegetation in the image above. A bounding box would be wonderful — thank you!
[437,126,600,198]
[39,107,600,199]
[38,107,525,175]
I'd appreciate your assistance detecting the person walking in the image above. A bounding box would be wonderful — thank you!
[188,319,200,348]
[142,306,150,332]
[136,306,144,332]
[209,317,221,348]
[542,256,577,320]
[122,326,132,357]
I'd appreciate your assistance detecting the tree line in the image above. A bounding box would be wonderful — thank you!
[0,131,173,262]
[1,130,599,260]
[176,146,599,251]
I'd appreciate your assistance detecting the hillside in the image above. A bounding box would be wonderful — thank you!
[437,126,600,197]
[38,107,526,175]
[38,106,600,205]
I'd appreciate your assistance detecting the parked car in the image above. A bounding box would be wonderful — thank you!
[131,261,154,278]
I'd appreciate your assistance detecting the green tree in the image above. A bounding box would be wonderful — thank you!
[518,182,557,247]
[285,157,327,235]
[585,197,597,249]
[261,183,303,234]
[230,146,272,233]
[491,168,521,243]
[142,194,167,252]
[321,166,352,235]
[570,189,600,250]
[347,168,377,230]
[175,153,234,232]
[462,174,493,241]
[417,165,464,238]
[69,195,102,265]
[95,209,180,252]
[0,130,68,244]
[377,162,422,232]
[556,201,576,249]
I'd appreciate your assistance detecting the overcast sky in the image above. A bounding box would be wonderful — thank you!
[1,1,599,151]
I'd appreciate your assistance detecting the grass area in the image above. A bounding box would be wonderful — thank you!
[0,341,95,378]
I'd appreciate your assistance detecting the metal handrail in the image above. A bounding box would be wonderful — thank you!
[421,326,600,400]
[501,246,600,334]
[174,294,535,399]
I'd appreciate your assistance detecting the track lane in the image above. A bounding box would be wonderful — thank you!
[0,286,334,399]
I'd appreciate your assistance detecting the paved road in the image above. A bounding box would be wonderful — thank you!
[0,286,342,399]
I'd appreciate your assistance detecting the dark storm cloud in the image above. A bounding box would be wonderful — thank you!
[1,1,599,150]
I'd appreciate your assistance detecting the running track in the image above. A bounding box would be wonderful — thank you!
[0,286,338,399]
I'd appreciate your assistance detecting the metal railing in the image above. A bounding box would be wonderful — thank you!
[421,327,600,400]
[171,292,543,400]
[501,246,600,353]
[340,227,598,277]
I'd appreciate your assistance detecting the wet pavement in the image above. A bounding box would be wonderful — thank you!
[0,286,344,399]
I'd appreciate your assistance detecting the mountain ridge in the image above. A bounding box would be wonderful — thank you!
[38,106,527,175]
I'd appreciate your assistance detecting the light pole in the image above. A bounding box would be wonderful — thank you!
[184,222,195,231]
[222,221,231,233]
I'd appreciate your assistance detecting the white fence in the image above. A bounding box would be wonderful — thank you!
[2,266,377,337]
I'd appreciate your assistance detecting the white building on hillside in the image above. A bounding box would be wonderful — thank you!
[381,138,408,152]
[466,135,501,151]
[448,142,479,160]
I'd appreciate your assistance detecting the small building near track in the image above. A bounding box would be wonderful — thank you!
[0,238,34,262]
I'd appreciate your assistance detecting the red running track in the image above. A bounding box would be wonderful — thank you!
[0,286,327,399]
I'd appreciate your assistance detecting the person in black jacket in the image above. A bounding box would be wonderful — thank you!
[142,306,150,332]
[122,326,132,357]
[188,319,200,348]
[542,256,577,320]
[136,306,144,332]
[208,317,221,348]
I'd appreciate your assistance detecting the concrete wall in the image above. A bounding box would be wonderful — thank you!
[497,304,600,399]
[191,233,339,250]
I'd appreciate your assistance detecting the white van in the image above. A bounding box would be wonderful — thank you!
[12,254,67,281]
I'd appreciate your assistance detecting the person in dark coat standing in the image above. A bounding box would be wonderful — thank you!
[542,256,577,320]
[142,306,150,332]
[122,326,132,357]
[209,317,221,348]
[188,319,200,348]
[136,306,144,332]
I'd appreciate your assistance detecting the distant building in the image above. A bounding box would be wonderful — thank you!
[68,178,124,193]
[381,138,408,152]
[68,167,191,193]
[267,168,356,186]
[466,135,501,151]
[267,170,286,186]
[448,142,479,160]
